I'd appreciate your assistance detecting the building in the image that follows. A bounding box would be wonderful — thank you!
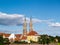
[20,17,40,43]
[15,34,22,41]
[27,18,40,43]
[0,17,40,43]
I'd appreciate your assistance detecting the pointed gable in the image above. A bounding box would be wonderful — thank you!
[8,33,16,40]
[15,34,22,41]
[20,35,27,40]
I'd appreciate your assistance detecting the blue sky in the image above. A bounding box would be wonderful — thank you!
[0,0,60,36]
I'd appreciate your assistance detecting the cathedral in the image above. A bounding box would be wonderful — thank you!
[20,17,40,42]
[0,17,40,43]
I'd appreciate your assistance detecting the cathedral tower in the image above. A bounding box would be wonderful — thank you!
[29,17,33,32]
[23,17,27,36]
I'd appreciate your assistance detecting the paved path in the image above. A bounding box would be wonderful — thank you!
[5,43,58,45]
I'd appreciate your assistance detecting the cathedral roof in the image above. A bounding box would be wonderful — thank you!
[27,31,38,36]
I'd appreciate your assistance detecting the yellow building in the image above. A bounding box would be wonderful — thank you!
[27,18,40,43]
[27,31,40,42]
[20,17,40,43]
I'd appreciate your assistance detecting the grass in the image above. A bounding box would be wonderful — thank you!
[58,43,60,45]
[0,44,3,45]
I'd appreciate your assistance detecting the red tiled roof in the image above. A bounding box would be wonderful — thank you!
[3,33,10,37]
[15,34,22,37]
[15,37,21,41]
[15,34,22,41]
[0,32,4,35]
[20,35,27,40]
[27,31,38,36]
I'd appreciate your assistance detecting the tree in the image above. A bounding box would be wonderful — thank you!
[3,38,10,44]
[38,35,47,44]
[0,35,4,45]
[14,41,27,44]
[55,36,60,43]
[38,37,42,44]
[49,36,55,43]
[38,35,51,45]
[30,40,37,43]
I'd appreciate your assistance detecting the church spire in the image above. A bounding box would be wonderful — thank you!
[23,17,27,36]
[29,17,33,32]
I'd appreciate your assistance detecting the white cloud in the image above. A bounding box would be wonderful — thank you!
[32,18,42,23]
[26,17,42,23]
[0,12,24,25]
[0,12,42,25]
[48,22,60,27]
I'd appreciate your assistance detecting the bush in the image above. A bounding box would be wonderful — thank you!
[14,41,28,44]
[0,35,4,45]
[30,40,37,43]
[3,38,10,44]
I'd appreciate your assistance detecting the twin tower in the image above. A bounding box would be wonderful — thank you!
[23,17,33,36]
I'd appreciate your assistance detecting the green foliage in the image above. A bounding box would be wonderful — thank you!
[0,44,4,45]
[38,35,55,44]
[49,36,55,43]
[30,40,37,43]
[55,36,60,43]
[3,38,10,44]
[0,35,4,45]
[58,43,60,45]
[0,35,10,45]
[14,41,28,44]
